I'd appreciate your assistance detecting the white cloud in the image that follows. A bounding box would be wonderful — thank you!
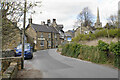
[24,0,119,31]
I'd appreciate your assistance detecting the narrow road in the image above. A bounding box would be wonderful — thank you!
[19,49,118,78]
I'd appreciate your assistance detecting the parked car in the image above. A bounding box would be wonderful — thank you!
[15,43,33,59]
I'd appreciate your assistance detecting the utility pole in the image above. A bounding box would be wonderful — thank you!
[21,0,27,69]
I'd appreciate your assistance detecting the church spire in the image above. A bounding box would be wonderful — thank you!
[95,7,102,28]
[97,7,100,23]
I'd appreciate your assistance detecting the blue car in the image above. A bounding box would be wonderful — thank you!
[15,43,33,59]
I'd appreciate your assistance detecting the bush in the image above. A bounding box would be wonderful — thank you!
[61,41,120,69]
[98,40,109,52]
[109,29,117,38]
[109,41,120,56]
[72,29,119,42]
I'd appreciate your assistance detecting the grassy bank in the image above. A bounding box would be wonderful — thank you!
[60,40,120,69]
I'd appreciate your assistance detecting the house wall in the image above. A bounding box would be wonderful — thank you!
[26,25,37,50]
[36,32,60,50]
[36,32,50,50]
[75,28,80,37]
[2,20,21,51]
[75,27,92,37]
[53,33,60,48]
[26,25,61,50]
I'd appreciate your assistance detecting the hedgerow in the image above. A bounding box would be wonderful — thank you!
[61,41,120,69]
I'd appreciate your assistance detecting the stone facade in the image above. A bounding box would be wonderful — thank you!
[65,30,75,38]
[64,33,72,43]
[75,26,94,37]
[1,57,22,73]
[1,57,22,79]
[2,18,21,51]
[26,18,63,50]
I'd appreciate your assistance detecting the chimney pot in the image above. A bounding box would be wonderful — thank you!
[53,19,56,23]
[47,19,51,26]
[29,18,32,24]
[41,21,45,25]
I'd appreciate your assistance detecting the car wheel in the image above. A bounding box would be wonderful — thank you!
[31,55,33,59]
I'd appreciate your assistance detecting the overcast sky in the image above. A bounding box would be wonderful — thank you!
[25,0,119,31]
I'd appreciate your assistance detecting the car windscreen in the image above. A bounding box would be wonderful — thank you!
[17,44,30,50]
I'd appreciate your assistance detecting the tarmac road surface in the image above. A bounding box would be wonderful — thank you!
[18,49,118,78]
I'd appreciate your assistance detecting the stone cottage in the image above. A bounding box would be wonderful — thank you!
[74,26,95,37]
[2,18,22,51]
[26,18,64,50]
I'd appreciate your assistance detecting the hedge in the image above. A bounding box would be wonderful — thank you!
[61,41,120,69]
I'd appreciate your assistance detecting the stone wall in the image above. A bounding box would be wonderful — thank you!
[2,50,15,57]
[79,37,118,46]
[2,62,18,79]
[1,57,22,74]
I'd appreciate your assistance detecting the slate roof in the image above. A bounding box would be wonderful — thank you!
[31,23,59,34]
[56,25,63,31]
[65,33,72,37]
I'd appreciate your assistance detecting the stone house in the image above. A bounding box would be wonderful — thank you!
[55,24,65,45]
[64,33,72,43]
[74,26,95,37]
[65,30,75,38]
[26,18,64,50]
[2,18,22,51]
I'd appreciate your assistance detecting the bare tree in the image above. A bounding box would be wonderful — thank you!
[1,1,42,22]
[107,14,118,28]
[77,7,94,27]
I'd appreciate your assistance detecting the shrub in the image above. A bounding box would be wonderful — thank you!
[61,41,120,69]
[72,29,119,42]
[109,29,117,38]
[98,40,109,52]
[109,41,120,56]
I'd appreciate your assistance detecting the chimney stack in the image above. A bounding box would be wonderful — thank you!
[52,19,57,27]
[47,19,51,26]
[41,21,45,25]
[53,19,56,23]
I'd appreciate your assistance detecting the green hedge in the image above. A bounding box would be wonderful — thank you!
[72,29,119,42]
[61,41,120,69]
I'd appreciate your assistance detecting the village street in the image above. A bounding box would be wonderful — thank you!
[17,49,118,78]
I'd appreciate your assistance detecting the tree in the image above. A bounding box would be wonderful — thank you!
[1,1,42,51]
[107,14,118,28]
[106,23,109,38]
[1,1,41,23]
[77,7,94,27]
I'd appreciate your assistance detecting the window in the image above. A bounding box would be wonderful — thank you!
[40,40,44,46]
[41,33,43,38]
[48,33,51,38]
